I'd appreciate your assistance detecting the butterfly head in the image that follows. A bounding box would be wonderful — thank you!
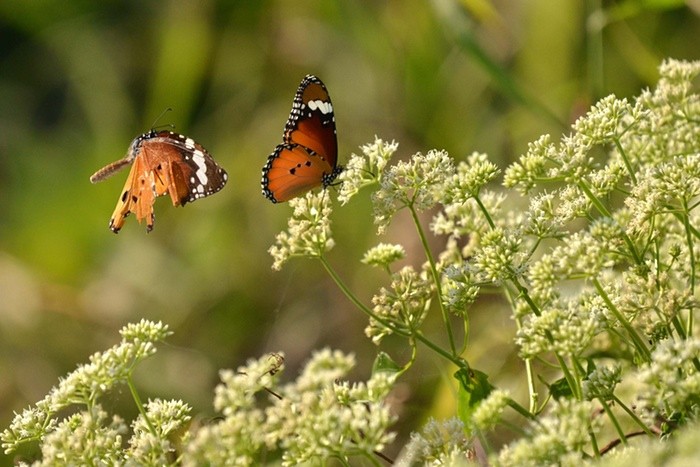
[126,130,155,161]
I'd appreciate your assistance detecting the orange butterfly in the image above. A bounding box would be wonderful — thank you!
[261,75,341,203]
[90,130,227,233]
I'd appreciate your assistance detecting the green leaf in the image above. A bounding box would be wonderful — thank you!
[455,368,493,425]
[372,351,402,376]
[548,376,573,400]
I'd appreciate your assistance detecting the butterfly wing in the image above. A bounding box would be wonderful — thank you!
[262,143,336,203]
[141,133,228,207]
[283,75,337,165]
[262,75,340,203]
[106,158,143,233]
[94,130,227,233]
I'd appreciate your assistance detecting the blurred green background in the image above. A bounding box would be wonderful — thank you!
[0,0,698,463]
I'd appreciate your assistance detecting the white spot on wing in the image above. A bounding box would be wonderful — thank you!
[308,100,332,114]
[191,150,209,186]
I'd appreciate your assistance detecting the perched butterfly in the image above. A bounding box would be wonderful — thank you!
[261,74,342,203]
[90,130,228,233]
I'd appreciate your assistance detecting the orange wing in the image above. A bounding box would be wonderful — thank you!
[262,143,335,203]
[108,159,158,233]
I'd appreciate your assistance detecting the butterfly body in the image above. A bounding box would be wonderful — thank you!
[91,130,227,233]
[262,75,341,203]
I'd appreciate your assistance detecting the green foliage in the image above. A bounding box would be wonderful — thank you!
[455,368,493,425]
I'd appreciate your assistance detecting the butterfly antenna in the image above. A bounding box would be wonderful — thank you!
[150,107,174,130]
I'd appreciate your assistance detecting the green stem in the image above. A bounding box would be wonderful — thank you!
[670,314,687,340]
[663,210,700,340]
[578,180,613,218]
[319,256,410,338]
[569,356,584,400]
[400,338,418,376]
[577,180,641,265]
[525,356,538,413]
[127,375,156,435]
[672,211,700,240]
[589,428,601,458]
[592,278,651,362]
[510,277,542,317]
[600,398,627,446]
[614,137,637,184]
[681,201,696,296]
[554,353,581,400]
[459,317,470,356]
[507,397,538,422]
[508,287,538,413]
[408,205,457,355]
[413,331,465,370]
[527,237,543,262]
[611,394,656,437]
[473,194,496,229]
[689,307,695,341]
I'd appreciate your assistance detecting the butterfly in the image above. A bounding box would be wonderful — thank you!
[261,74,342,203]
[90,130,228,233]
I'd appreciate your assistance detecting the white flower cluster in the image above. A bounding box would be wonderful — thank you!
[185,348,397,466]
[1,320,190,465]
[268,191,336,270]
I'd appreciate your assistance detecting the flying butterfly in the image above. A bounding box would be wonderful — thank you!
[261,74,342,203]
[90,129,228,233]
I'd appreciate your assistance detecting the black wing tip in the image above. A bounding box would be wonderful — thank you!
[300,75,329,94]
[302,74,324,84]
